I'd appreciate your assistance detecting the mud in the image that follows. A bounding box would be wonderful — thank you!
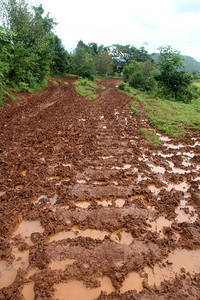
[0,77,199,299]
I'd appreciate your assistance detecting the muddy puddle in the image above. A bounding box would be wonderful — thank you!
[145,249,200,286]
[54,277,114,300]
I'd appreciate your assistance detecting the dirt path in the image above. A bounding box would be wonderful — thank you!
[0,77,200,299]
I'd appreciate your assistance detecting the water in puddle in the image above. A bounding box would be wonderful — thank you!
[148,185,161,195]
[145,249,200,286]
[175,200,197,223]
[158,135,171,142]
[115,199,125,207]
[157,152,174,158]
[120,272,143,293]
[0,249,29,289]
[49,259,75,270]
[168,161,190,174]
[15,185,24,189]
[50,194,58,205]
[77,179,87,184]
[55,276,114,300]
[183,152,195,158]
[165,144,185,149]
[110,230,133,245]
[99,155,114,160]
[148,216,172,235]
[166,181,189,192]
[75,201,90,208]
[93,180,107,185]
[22,282,35,300]
[148,164,165,174]
[97,199,112,207]
[12,221,44,245]
[49,228,109,242]
[62,177,71,182]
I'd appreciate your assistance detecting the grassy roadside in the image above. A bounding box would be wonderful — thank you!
[73,78,106,100]
[117,81,200,137]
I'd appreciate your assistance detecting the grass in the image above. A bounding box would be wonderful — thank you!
[73,78,106,100]
[130,100,140,116]
[141,128,161,147]
[64,81,69,85]
[117,81,200,137]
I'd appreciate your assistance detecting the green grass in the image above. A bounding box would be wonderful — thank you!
[130,100,140,116]
[73,78,106,100]
[118,82,200,137]
[141,128,161,147]
[64,81,69,85]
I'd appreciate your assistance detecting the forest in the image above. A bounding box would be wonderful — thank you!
[0,0,199,105]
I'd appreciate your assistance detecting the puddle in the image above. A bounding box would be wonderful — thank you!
[175,200,197,223]
[12,221,44,245]
[148,216,172,235]
[77,179,87,184]
[54,276,114,300]
[110,230,133,245]
[97,200,112,207]
[145,249,200,286]
[0,249,29,289]
[148,185,161,195]
[168,161,190,174]
[75,201,90,208]
[100,115,104,120]
[158,135,171,142]
[115,199,125,207]
[63,163,72,167]
[99,155,114,160]
[157,152,174,158]
[22,282,35,300]
[50,194,58,205]
[120,272,143,293]
[93,180,107,185]
[166,181,189,192]
[183,152,195,158]
[165,144,185,149]
[182,161,192,167]
[111,180,118,185]
[148,164,165,174]
[49,228,109,242]
[49,259,75,270]
[15,185,24,189]
[48,176,60,181]
[62,177,71,182]
[111,164,132,170]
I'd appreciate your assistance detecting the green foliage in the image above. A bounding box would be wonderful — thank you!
[140,128,161,146]
[123,60,156,92]
[72,45,95,80]
[155,46,195,103]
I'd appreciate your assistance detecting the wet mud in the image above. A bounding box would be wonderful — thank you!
[0,77,200,299]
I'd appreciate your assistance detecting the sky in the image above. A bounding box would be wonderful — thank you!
[33,0,200,61]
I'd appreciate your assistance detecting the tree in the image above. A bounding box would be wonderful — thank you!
[94,48,113,76]
[123,60,156,92]
[155,46,194,102]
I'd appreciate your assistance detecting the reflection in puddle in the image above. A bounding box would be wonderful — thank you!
[99,155,114,160]
[175,200,197,223]
[120,272,143,293]
[49,259,75,270]
[93,180,107,185]
[22,282,35,300]
[12,221,44,245]
[168,161,190,174]
[158,135,171,142]
[75,201,90,208]
[157,152,174,158]
[62,177,71,182]
[54,276,114,300]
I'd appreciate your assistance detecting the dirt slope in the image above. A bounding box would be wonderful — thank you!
[0,77,200,299]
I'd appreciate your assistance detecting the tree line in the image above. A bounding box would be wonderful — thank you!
[0,0,198,104]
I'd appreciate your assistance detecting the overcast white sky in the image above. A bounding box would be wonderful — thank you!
[34,0,200,61]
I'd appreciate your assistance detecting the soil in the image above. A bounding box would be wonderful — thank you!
[0,77,200,299]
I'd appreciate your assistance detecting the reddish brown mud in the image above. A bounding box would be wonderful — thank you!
[0,77,200,299]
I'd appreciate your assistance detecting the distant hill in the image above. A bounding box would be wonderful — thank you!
[151,53,200,74]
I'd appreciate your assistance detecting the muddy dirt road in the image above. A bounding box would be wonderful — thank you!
[0,77,200,299]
